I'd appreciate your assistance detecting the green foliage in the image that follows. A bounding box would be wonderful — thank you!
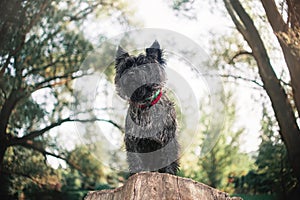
[256,106,297,193]
[66,145,106,188]
[234,194,276,200]
[180,91,253,193]
[2,146,61,197]
[10,98,46,134]
[200,93,252,192]
[170,0,299,197]
[172,0,191,10]
[234,105,297,197]
[171,0,197,19]
[0,0,132,198]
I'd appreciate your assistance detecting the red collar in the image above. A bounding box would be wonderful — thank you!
[131,89,162,109]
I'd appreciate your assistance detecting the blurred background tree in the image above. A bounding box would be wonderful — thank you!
[234,104,297,199]
[0,0,131,199]
[172,0,300,199]
[179,91,253,193]
[223,0,300,187]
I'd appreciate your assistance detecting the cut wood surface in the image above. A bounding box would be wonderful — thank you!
[84,172,242,200]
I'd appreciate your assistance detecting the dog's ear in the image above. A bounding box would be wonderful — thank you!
[115,46,129,68]
[149,40,160,49]
[116,46,128,58]
[146,40,164,64]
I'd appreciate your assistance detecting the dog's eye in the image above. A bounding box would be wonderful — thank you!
[126,58,134,68]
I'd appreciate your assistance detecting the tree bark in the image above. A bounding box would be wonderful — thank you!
[0,89,23,172]
[0,142,7,173]
[261,0,300,120]
[84,172,242,200]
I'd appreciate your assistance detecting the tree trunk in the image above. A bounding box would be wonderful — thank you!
[0,89,22,173]
[0,143,7,173]
[84,172,242,200]
[261,0,300,122]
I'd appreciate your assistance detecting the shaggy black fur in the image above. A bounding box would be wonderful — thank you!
[115,41,179,175]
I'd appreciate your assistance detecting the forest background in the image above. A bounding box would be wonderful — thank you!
[0,0,299,199]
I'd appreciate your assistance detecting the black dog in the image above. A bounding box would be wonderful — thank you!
[115,41,179,175]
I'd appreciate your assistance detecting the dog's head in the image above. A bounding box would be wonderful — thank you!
[114,40,167,103]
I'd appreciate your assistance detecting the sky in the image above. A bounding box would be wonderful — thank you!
[133,0,228,39]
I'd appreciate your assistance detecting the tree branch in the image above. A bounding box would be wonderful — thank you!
[219,73,263,87]
[0,54,12,77]
[10,117,123,146]
[34,74,73,89]
[279,78,291,87]
[228,50,253,64]
[14,141,81,171]
[6,1,51,60]
[0,89,25,138]
[30,71,93,94]
[23,32,66,78]
[73,118,124,132]
[23,55,64,77]
[223,0,248,37]
[69,2,107,21]
[261,0,287,32]
[31,70,89,90]
[12,118,71,142]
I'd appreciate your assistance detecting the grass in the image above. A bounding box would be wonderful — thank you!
[233,194,276,200]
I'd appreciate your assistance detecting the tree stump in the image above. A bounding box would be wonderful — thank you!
[84,172,242,200]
